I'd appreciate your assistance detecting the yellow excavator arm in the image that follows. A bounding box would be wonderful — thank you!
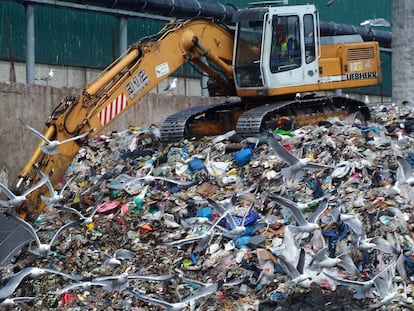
[17,18,235,217]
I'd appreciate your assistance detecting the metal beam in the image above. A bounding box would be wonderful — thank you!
[20,0,171,21]
[25,3,35,84]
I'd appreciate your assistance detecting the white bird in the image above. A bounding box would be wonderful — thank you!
[206,194,248,238]
[51,271,174,294]
[36,168,74,207]
[128,278,231,311]
[268,132,333,180]
[360,18,391,27]
[17,116,92,155]
[103,248,136,268]
[323,260,397,300]
[325,0,336,6]
[163,78,177,95]
[57,205,99,225]
[35,68,54,82]
[0,172,51,209]
[268,193,328,233]
[3,212,79,258]
[0,266,83,299]
[278,247,313,288]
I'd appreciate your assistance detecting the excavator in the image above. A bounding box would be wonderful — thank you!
[9,1,385,221]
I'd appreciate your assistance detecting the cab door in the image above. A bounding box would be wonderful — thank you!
[262,7,319,90]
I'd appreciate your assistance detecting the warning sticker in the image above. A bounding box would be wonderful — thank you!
[125,70,149,100]
[155,62,170,78]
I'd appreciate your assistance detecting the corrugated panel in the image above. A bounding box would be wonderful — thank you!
[0,0,391,94]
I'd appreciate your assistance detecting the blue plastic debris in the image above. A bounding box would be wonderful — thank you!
[188,158,204,171]
[196,207,212,220]
[234,148,253,166]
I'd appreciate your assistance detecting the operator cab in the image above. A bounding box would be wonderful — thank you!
[233,4,319,96]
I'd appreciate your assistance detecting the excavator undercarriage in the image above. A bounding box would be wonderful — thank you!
[160,95,370,142]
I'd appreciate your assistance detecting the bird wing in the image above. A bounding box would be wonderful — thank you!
[127,274,175,282]
[41,267,84,281]
[5,213,41,246]
[0,182,17,200]
[128,290,176,309]
[114,248,135,260]
[268,133,299,165]
[34,168,56,197]
[57,205,84,219]
[396,156,414,181]
[270,194,308,226]
[59,130,91,145]
[322,271,367,287]
[307,198,328,224]
[304,162,333,170]
[17,117,51,144]
[49,220,79,246]
[23,169,53,197]
[0,268,34,299]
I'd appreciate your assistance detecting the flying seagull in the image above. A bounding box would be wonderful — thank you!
[267,192,328,233]
[36,168,74,207]
[3,212,79,257]
[17,116,92,155]
[51,271,174,294]
[163,78,177,95]
[127,277,237,311]
[56,205,99,225]
[0,266,83,299]
[0,172,50,209]
[325,0,336,6]
[35,68,54,82]
[103,248,136,268]
[268,132,333,180]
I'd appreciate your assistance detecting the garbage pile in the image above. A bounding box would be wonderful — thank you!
[1,102,414,310]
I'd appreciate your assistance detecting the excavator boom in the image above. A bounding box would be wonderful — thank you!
[17,18,235,217]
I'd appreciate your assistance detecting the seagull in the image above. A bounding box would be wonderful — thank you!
[56,205,99,225]
[278,248,313,288]
[360,18,391,27]
[35,68,54,82]
[128,278,230,311]
[205,194,248,238]
[103,248,136,268]
[323,259,397,300]
[163,78,177,95]
[3,212,79,257]
[36,168,74,207]
[51,271,174,294]
[17,117,92,155]
[163,205,232,252]
[267,193,328,233]
[107,174,196,193]
[0,266,83,299]
[268,132,333,180]
[325,0,336,6]
[308,248,358,274]
[0,172,50,209]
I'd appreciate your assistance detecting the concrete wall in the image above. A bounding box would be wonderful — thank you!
[0,82,229,188]
[0,61,204,97]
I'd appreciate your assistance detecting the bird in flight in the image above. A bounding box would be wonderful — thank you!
[17,116,92,154]
[268,132,333,180]
[3,212,79,257]
[0,171,51,209]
